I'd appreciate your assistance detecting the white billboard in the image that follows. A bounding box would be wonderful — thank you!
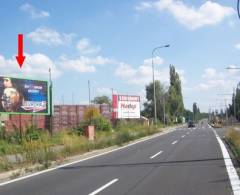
[112,95,140,119]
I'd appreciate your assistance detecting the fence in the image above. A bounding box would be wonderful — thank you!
[2,104,111,132]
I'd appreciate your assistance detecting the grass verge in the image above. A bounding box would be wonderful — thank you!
[225,128,240,162]
[0,122,168,174]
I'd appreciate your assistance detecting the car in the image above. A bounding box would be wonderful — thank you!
[188,121,195,128]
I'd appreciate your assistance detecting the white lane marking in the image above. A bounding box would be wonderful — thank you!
[0,127,178,187]
[172,140,178,145]
[150,151,163,159]
[181,135,185,138]
[89,178,119,195]
[187,132,190,135]
[212,128,240,194]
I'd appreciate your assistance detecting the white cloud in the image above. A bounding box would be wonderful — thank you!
[135,2,152,11]
[0,53,61,79]
[96,87,113,95]
[235,43,240,49]
[143,56,164,66]
[20,3,49,19]
[27,27,75,46]
[76,38,101,55]
[115,58,185,86]
[136,0,235,30]
[198,66,240,91]
[60,55,115,73]
[202,68,217,79]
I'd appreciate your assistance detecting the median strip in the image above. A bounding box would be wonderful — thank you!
[150,151,163,159]
[89,178,119,195]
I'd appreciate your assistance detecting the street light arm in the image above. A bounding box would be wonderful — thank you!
[152,45,170,56]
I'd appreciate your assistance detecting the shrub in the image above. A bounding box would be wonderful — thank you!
[92,116,112,131]
[83,107,100,121]
[75,120,89,135]
[0,126,6,140]
[115,130,133,145]
[0,156,12,172]
[24,126,42,142]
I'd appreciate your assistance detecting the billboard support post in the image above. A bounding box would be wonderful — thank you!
[0,114,1,135]
[49,68,53,136]
[19,114,22,142]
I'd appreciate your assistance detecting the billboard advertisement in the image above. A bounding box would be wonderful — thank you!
[112,94,140,119]
[0,76,49,115]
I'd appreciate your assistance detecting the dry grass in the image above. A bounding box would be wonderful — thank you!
[225,128,240,159]
[0,123,164,173]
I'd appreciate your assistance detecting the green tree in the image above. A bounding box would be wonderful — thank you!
[142,80,167,122]
[168,65,184,122]
[92,95,111,105]
[193,102,198,122]
[183,109,193,122]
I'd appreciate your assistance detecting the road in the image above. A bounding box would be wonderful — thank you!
[0,123,237,195]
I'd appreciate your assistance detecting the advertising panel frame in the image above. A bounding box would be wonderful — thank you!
[112,94,140,119]
[0,75,50,115]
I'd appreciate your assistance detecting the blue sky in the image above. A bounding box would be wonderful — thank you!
[0,0,240,112]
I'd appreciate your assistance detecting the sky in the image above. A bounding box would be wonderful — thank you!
[0,0,240,112]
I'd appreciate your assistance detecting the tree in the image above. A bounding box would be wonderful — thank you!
[142,80,167,122]
[168,65,184,121]
[193,102,198,122]
[183,109,193,122]
[92,95,111,105]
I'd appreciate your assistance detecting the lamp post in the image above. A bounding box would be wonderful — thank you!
[152,44,170,126]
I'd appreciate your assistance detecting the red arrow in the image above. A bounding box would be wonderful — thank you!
[16,34,26,68]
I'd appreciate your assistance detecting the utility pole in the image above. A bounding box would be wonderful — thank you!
[163,96,166,126]
[72,92,74,105]
[62,94,64,105]
[225,99,228,126]
[88,80,91,106]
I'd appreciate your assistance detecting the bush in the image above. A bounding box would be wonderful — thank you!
[92,117,112,131]
[75,120,89,135]
[24,126,42,142]
[83,107,100,121]
[0,156,12,172]
[0,126,6,140]
[115,130,134,145]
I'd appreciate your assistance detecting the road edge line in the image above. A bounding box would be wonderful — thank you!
[212,127,240,194]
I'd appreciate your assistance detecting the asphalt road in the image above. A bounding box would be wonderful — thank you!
[0,123,234,195]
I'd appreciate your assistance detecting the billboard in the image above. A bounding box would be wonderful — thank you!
[112,94,140,119]
[0,76,49,115]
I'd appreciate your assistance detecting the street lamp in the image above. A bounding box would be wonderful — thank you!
[226,66,240,70]
[152,44,170,126]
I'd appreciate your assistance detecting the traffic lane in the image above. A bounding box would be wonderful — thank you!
[0,128,190,195]
[113,127,232,195]
[89,127,198,195]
